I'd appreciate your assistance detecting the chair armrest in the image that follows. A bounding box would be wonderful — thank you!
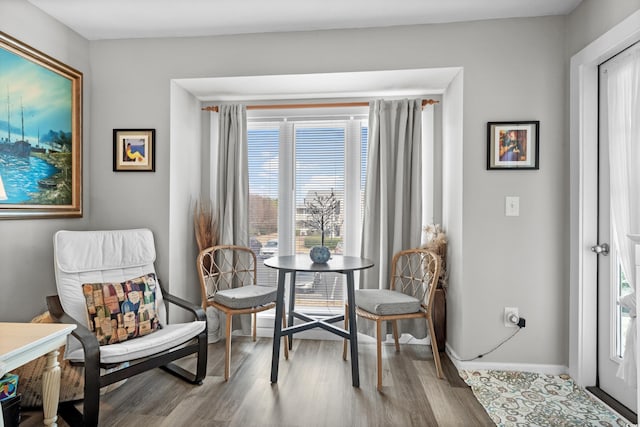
[159,285,206,322]
[46,295,100,367]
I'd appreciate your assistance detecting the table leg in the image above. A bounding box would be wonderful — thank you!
[42,349,61,427]
[345,271,360,387]
[271,270,287,383]
[287,271,296,350]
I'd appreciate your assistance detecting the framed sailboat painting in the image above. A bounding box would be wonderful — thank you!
[0,31,82,219]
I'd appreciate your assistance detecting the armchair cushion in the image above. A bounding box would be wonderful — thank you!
[81,273,161,345]
[54,229,168,358]
[51,229,208,425]
[213,285,277,309]
[355,289,421,316]
[55,228,156,273]
[65,321,206,364]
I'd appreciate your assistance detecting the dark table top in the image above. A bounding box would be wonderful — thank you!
[264,254,374,273]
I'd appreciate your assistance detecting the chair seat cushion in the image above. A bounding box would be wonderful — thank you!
[213,285,277,309]
[66,321,206,365]
[355,289,421,316]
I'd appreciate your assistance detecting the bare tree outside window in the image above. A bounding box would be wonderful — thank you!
[304,190,340,247]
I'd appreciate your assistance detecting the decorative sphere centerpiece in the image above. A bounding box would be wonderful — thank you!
[309,245,331,264]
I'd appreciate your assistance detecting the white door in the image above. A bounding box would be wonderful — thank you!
[595,58,637,414]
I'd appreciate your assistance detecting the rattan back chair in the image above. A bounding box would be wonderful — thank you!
[343,248,443,390]
[197,245,287,380]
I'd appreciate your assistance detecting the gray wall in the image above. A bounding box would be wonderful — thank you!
[441,71,464,356]
[2,0,638,369]
[567,0,640,56]
[0,0,90,321]
[169,82,203,317]
[456,19,567,365]
[65,16,571,366]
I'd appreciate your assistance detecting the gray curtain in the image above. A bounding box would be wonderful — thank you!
[360,99,425,337]
[214,104,252,335]
[217,104,249,248]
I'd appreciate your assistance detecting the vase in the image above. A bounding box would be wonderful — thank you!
[309,245,331,263]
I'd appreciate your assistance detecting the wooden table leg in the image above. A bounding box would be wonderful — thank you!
[42,349,61,427]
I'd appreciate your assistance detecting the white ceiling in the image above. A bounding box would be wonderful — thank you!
[26,0,582,101]
[28,0,583,41]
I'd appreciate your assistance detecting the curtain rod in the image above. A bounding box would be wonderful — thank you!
[201,99,438,112]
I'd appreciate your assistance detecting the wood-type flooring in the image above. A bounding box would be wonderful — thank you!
[20,337,493,426]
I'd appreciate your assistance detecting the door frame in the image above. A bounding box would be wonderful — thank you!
[570,8,640,412]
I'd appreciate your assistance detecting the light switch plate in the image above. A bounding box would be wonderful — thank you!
[505,196,519,216]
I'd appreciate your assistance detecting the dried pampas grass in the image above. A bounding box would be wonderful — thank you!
[422,224,448,289]
[194,200,218,252]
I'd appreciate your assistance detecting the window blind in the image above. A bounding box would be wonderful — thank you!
[247,118,368,312]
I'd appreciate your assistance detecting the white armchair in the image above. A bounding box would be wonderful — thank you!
[47,229,207,426]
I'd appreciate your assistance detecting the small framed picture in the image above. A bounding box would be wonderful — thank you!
[487,121,539,170]
[113,129,155,172]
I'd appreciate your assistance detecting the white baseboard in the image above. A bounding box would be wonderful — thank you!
[446,343,568,376]
[252,320,568,376]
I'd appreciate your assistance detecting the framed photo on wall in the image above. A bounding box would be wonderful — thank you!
[113,129,155,172]
[487,121,539,170]
[0,32,83,219]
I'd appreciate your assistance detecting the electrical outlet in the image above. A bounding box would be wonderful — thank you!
[504,307,519,327]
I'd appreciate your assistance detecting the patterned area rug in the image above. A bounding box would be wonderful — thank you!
[460,370,632,427]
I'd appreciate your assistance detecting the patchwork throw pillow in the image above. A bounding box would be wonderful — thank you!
[82,273,161,345]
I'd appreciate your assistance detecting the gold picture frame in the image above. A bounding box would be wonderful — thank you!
[0,32,83,219]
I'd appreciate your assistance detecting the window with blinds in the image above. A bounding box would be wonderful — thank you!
[247,124,280,290]
[295,123,346,308]
[248,117,367,313]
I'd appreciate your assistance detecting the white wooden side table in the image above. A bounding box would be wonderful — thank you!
[0,322,76,427]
